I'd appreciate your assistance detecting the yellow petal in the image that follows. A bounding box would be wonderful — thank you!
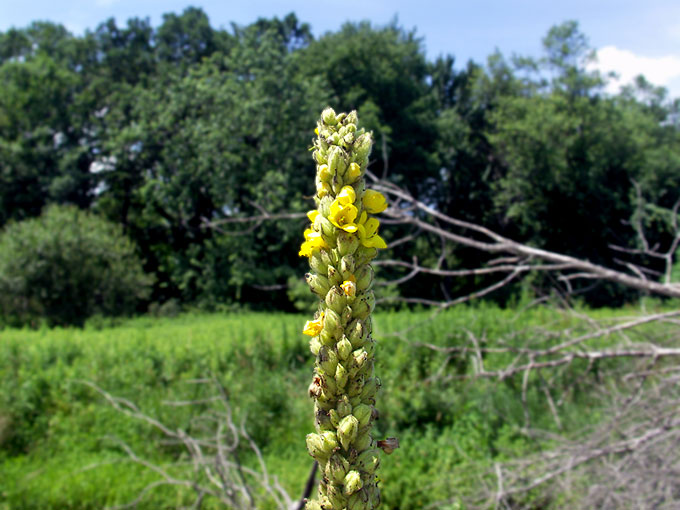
[307,210,319,222]
[337,186,357,206]
[347,162,361,182]
[363,190,387,214]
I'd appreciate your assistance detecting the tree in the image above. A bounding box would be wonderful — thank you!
[0,205,151,327]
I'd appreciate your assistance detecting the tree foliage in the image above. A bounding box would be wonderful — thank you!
[0,13,678,316]
[0,205,151,326]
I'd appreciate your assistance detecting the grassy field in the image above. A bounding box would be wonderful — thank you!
[0,306,667,509]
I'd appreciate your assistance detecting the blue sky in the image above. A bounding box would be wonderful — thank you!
[2,0,680,97]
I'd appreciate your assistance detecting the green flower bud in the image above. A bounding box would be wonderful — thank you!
[343,470,363,496]
[356,449,380,474]
[348,490,370,510]
[310,252,328,275]
[337,395,352,418]
[329,409,340,428]
[323,372,338,396]
[337,336,353,361]
[309,336,322,356]
[316,407,332,431]
[337,231,360,256]
[355,265,373,291]
[306,433,329,459]
[307,273,331,297]
[320,328,336,346]
[340,255,356,280]
[305,500,322,510]
[354,133,373,161]
[322,107,338,125]
[362,340,375,358]
[353,430,372,451]
[361,378,380,401]
[324,308,341,334]
[352,404,372,427]
[327,146,343,174]
[325,286,346,315]
[319,196,334,218]
[346,374,364,397]
[338,415,359,451]
[345,111,358,125]
[347,319,367,348]
[352,297,370,320]
[335,362,348,389]
[319,346,338,374]
[326,454,350,484]
[351,349,369,376]
[326,484,347,509]
[315,214,336,238]
[327,265,343,286]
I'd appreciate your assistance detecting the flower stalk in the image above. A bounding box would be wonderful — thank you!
[301,108,392,510]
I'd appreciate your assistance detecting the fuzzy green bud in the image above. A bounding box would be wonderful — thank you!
[352,404,372,427]
[310,252,328,275]
[325,286,346,315]
[340,255,356,280]
[347,319,367,348]
[329,409,340,428]
[324,308,341,334]
[337,395,352,417]
[343,470,363,496]
[335,362,348,388]
[306,432,337,459]
[348,490,370,510]
[305,500,322,510]
[306,273,330,297]
[327,266,343,286]
[322,107,338,125]
[309,336,322,355]
[355,265,373,291]
[319,346,338,374]
[326,454,350,484]
[353,430,372,451]
[361,378,380,401]
[337,231,360,256]
[356,449,380,475]
[338,415,359,451]
[337,336,353,361]
[354,133,372,161]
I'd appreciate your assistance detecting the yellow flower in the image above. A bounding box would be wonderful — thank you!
[362,190,388,214]
[337,186,357,206]
[317,182,332,198]
[340,276,357,297]
[357,212,387,249]
[329,200,359,233]
[303,312,324,336]
[346,162,361,182]
[307,210,319,223]
[299,227,328,257]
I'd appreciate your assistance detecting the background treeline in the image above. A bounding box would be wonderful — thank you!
[1,9,679,325]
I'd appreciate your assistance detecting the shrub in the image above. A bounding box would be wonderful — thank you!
[0,205,152,327]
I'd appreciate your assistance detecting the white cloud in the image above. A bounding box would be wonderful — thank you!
[589,45,680,98]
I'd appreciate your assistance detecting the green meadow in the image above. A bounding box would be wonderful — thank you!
[1,306,664,510]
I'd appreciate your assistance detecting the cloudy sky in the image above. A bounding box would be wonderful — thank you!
[2,0,679,98]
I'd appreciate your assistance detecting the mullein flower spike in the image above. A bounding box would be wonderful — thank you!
[301,108,393,510]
